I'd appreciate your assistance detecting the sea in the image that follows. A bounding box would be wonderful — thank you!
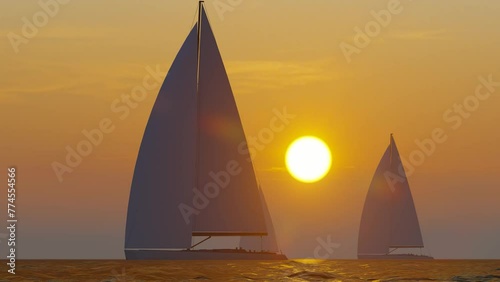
[1,259,499,281]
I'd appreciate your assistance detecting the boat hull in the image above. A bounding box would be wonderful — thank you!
[126,250,287,260]
[358,254,433,260]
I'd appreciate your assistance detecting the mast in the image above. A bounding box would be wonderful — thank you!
[193,0,203,235]
[196,1,203,78]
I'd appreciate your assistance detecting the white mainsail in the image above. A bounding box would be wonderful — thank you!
[192,8,267,236]
[125,25,198,249]
[239,187,280,252]
[358,135,424,256]
[126,3,267,251]
[387,136,424,248]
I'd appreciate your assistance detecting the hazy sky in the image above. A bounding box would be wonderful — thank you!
[1,0,499,259]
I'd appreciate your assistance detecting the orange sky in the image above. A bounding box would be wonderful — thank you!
[1,0,499,259]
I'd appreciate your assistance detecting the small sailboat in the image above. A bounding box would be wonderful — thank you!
[124,1,286,260]
[357,135,433,259]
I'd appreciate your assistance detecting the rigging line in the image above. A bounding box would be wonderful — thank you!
[189,236,212,250]
[190,1,199,29]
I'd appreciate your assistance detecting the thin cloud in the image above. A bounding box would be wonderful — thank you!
[226,59,340,93]
[386,29,449,40]
[259,167,287,173]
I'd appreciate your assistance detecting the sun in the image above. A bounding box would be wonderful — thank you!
[285,136,332,183]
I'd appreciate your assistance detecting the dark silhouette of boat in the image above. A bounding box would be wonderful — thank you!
[358,135,433,259]
[125,1,286,260]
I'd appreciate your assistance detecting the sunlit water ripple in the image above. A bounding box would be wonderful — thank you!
[1,259,499,281]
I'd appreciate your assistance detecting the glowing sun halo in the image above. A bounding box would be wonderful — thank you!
[285,136,332,183]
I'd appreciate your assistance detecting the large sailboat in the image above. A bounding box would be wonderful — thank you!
[124,1,286,260]
[358,135,433,259]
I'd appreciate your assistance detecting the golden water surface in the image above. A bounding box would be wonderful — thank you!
[1,259,499,281]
